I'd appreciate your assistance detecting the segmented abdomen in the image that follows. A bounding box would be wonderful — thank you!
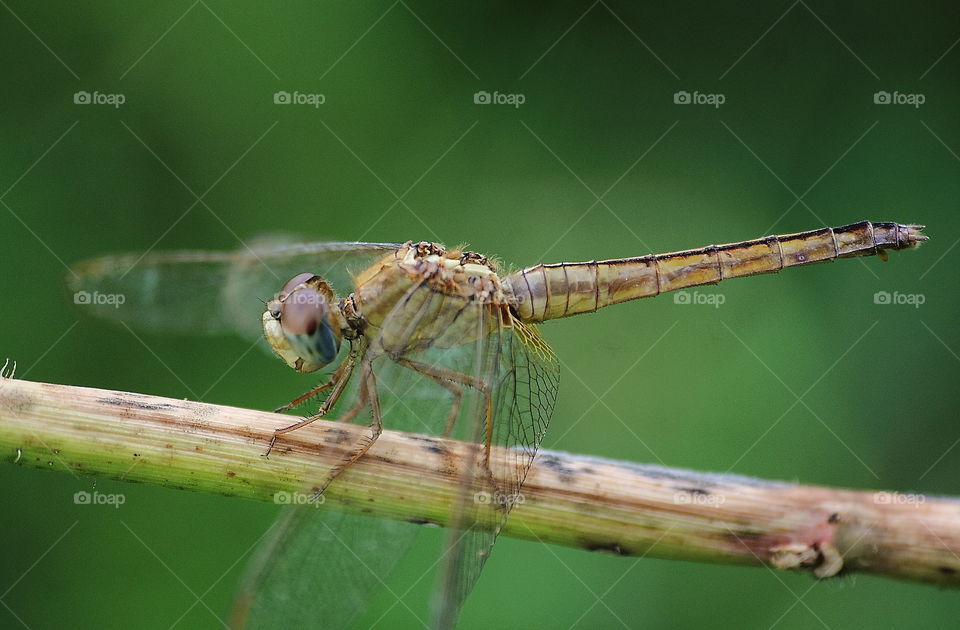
[505,221,926,323]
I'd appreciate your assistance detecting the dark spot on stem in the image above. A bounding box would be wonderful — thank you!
[96,397,178,411]
[637,467,701,482]
[0,387,36,416]
[539,454,576,482]
[539,454,564,470]
[939,566,957,576]
[325,428,350,445]
[409,436,446,455]
[676,486,710,496]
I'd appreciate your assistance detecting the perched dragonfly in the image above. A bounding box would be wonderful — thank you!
[69,220,926,629]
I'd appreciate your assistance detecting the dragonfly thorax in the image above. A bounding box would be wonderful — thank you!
[351,241,511,356]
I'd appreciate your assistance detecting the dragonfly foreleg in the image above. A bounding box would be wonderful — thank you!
[262,354,356,457]
[271,382,332,413]
[272,356,355,413]
[311,356,383,498]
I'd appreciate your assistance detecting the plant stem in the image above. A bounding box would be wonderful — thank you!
[1,377,957,588]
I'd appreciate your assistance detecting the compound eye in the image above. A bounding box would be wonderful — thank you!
[280,290,325,336]
[267,300,281,320]
[280,289,339,364]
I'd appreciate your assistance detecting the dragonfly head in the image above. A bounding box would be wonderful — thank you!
[263,273,343,373]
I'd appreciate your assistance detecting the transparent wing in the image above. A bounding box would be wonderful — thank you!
[357,283,560,628]
[230,506,421,630]
[430,313,560,629]
[66,237,399,341]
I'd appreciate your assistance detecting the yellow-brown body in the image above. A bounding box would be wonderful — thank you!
[507,221,926,322]
[340,221,925,353]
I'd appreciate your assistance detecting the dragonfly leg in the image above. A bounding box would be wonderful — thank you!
[272,357,354,413]
[395,357,464,437]
[271,382,332,413]
[396,357,504,508]
[263,355,356,457]
[311,357,383,498]
[395,358,492,447]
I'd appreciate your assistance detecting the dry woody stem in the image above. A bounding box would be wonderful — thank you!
[1,377,957,588]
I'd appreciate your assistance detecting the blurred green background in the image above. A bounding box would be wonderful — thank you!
[2,2,959,628]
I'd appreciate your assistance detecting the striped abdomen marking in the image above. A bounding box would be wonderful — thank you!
[506,221,927,323]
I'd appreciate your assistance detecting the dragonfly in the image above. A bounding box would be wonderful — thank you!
[69,220,926,629]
